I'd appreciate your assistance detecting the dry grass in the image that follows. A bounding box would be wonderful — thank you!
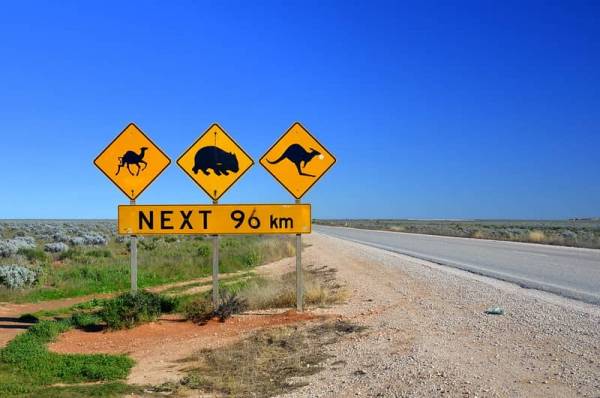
[168,320,366,397]
[240,265,347,310]
[527,230,546,243]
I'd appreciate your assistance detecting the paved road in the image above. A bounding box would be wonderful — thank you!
[314,225,600,305]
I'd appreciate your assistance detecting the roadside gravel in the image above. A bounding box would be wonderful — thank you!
[284,233,600,398]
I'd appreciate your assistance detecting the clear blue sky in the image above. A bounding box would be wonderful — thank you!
[0,0,598,219]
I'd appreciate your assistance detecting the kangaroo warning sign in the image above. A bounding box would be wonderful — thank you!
[118,204,311,235]
[260,122,336,199]
[94,123,171,200]
[177,124,254,201]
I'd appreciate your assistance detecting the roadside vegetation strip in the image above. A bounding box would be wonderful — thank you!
[0,320,134,397]
[315,219,600,249]
[0,234,295,303]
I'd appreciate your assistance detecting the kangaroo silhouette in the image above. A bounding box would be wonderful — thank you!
[267,144,320,177]
[116,147,148,176]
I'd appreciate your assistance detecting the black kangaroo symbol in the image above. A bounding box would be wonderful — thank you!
[116,147,148,176]
[267,144,321,177]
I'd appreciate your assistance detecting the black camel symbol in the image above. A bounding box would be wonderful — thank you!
[116,147,148,176]
[267,144,321,177]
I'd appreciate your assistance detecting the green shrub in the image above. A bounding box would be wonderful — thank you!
[140,239,157,251]
[243,250,261,267]
[197,245,210,257]
[17,247,47,263]
[86,249,112,258]
[58,248,83,261]
[70,312,102,329]
[99,290,175,330]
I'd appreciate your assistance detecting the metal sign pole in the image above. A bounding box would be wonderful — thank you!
[130,199,138,293]
[295,198,303,312]
[211,199,219,307]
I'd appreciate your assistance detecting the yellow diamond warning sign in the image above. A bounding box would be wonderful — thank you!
[94,123,171,200]
[177,124,254,201]
[260,122,336,199]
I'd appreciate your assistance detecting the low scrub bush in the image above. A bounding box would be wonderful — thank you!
[0,265,38,289]
[86,249,112,258]
[100,290,176,330]
[184,291,247,324]
[183,296,214,324]
[82,233,108,246]
[0,237,36,258]
[214,291,248,322]
[70,312,103,329]
[17,247,48,263]
[43,242,69,253]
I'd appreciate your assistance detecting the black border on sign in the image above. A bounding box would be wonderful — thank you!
[117,203,311,235]
[259,121,337,199]
[176,123,255,201]
[93,122,172,200]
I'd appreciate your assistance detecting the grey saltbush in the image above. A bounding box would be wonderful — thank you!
[0,265,37,289]
[44,242,69,253]
[68,237,85,246]
[83,233,108,246]
[0,237,36,258]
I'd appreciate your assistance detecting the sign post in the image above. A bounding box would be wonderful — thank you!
[130,199,138,293]
[260,122,336,311]
[94,123,170,293]
[295,199,303,311]
[177,124,254,307]
[211,200,219,307]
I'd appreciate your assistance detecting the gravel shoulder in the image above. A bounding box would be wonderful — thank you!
[285,233,600,397]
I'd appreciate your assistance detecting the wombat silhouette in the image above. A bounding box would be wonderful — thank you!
[192,146,239,176]
[267,144,321,177]
[116,147,148,176]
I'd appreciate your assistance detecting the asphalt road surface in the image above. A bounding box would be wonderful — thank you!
[314,225,600,305]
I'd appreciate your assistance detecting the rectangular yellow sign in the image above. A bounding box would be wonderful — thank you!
[118,204,311,235]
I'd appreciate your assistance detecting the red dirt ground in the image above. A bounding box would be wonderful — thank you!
[49,310,323,385]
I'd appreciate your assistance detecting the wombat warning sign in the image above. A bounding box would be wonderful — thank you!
[177,123,254,201]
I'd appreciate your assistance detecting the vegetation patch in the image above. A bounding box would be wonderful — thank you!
[0,235,295,303]
[183,290,248,324]
[99,290,178,330]
[0,320,134,397]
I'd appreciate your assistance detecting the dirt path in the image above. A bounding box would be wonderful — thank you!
[281,233,600,397]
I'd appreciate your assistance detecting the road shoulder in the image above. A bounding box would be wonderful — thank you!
[284,233,600,397]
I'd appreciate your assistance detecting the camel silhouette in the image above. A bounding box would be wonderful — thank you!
[116,147,148,176]
[267,144,321,177]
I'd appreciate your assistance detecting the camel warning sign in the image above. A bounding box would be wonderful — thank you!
[177,123,254,201]
[94,123,171,200]
[260,122,336,199]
